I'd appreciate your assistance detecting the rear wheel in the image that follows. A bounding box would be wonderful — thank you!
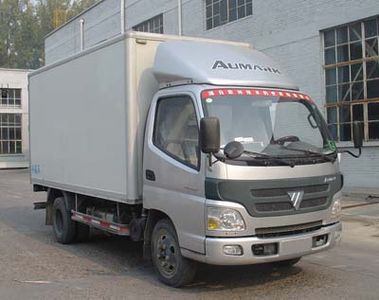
[151,219,197,287]
[52,197,76,244]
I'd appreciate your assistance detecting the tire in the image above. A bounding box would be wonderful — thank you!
[52,197,76,244]
[272,257,301,268]
[151,219,197,287]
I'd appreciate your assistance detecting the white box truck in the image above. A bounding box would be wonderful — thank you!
[29,32,363,287]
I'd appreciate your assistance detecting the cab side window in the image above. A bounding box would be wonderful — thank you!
[153,96,200,170]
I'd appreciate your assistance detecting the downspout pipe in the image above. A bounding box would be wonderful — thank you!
[121,0,125,34]
[79,18,85,51]
[178,0,182,36]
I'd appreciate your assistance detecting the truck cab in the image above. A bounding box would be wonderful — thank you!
[142,84,343,283]
[141,39,351,286]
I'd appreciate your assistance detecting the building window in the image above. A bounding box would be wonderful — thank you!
[206,0,253,30]
[323,16,379,142]
[133,14,163,34]
[0,88,21,107]
[0,113,22,154]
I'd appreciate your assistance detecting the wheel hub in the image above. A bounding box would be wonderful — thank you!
[156,234,177,276]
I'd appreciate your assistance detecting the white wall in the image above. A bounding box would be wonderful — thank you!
[0,69,30,168]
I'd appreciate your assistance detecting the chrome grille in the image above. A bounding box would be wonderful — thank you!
[252,183,330,214]
[300,197,328,208]
[255,202,292,212]
[251,184,328,198]
[255,197,328,212]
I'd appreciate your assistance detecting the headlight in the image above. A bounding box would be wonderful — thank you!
[207,207,246,231]
[331,191,342,220]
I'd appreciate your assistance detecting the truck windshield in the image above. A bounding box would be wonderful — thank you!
[201,88,336,165]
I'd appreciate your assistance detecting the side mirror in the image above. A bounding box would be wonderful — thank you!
[224,141,244,159]
[200,117,220,154]
[353,121,363,149]
[339,121,362,158]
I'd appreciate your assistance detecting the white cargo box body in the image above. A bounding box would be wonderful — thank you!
[29,33,164,204]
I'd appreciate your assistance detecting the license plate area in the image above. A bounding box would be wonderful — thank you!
[280,237,312,255]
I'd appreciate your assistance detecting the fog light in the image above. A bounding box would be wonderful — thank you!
[223,245,243,256]
[312,234,328,248]
[252,243,278,256]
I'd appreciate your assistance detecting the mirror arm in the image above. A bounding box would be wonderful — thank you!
[338,147,362,158]
[207,153,224,167]
[208,154,212,167]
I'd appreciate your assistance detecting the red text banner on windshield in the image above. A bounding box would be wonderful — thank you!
[201,88,313,102]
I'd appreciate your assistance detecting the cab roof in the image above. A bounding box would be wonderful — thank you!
[153,40,298,90]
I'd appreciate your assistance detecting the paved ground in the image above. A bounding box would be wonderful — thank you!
[0,169,378,299]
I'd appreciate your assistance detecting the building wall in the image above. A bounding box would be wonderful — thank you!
[45,0,121,64]
[0,69,30,168]
[43,0,379,190]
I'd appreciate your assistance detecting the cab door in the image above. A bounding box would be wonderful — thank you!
[143,92,205,254]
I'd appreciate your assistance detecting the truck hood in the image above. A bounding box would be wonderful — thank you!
[208,160,340,181]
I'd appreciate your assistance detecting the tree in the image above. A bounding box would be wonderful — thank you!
[0,0,98,69]
[14,1,40,68]
[0,0,25,68]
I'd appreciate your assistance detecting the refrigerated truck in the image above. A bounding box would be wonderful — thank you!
[29,31,362,287]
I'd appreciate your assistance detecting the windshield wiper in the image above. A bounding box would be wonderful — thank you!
[242,150,296,167]
[215,147,295,167]
[278,146,336,163]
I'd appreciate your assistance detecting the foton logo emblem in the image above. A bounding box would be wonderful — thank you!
[212,60,281,74]
[287,191,304,210]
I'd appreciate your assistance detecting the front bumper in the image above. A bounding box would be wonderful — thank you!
[183,222,341,265]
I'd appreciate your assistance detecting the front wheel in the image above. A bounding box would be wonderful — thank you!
[151,219,197,287]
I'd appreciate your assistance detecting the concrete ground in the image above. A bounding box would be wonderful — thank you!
[341,194,379,220]
[0,169,378,299]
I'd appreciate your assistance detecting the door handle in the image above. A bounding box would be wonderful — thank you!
[145,169,156,181]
